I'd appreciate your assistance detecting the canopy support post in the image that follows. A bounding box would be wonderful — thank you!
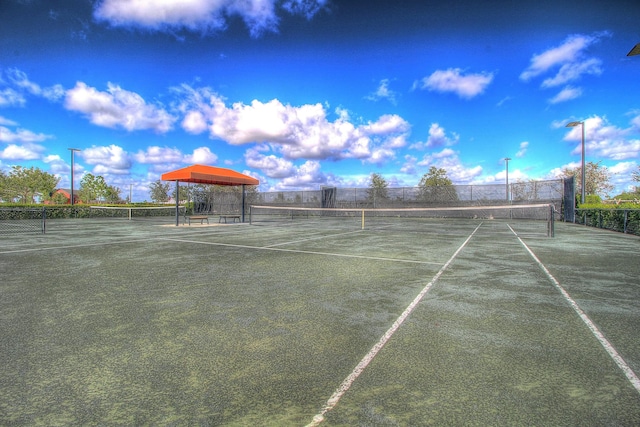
[241,184,246,223]
[175,181,180,226]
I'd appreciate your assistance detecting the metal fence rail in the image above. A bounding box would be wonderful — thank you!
[575,208,640,235]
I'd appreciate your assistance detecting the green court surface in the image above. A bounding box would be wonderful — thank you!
[1,216,639,426]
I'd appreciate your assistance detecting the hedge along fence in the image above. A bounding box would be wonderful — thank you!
[575,208,640,235]
[0,204,184,220]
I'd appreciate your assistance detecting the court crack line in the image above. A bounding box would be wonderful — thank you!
[305,222,483,426]
[508,225,640,395]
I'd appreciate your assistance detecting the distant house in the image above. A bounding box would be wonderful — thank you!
[49,188,82,204]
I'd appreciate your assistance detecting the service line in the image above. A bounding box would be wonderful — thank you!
[509,225,640,395]
[306,222,483,426]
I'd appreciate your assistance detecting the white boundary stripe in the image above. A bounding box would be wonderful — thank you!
[159,237,443,266]
[305,223,483,426]
[264,229,364,248]
[508,225,640,394]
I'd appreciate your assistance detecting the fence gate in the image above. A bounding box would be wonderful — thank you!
[563,176,575,223]
[321,187,336,208]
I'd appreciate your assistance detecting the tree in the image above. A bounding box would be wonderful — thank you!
[1,166,59,203]
[149,180,170,203]
[104,185,122,203]
[633,166,640,193]
[418,166,458,203]
[562,161,613,199]
[79,173,110,203]
[367,173,388,206]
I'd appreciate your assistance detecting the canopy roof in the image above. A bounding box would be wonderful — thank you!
[161,164,259,186]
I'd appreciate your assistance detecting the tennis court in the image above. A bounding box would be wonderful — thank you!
[1,211,639,426]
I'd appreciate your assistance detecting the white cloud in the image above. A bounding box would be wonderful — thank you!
[81,144,132,174]
[94,0,327,38]
[409,123,458,150]
[516,141,528,158]
[0,88,26,107]
[245,148,295,178]
[0,116,18,126]
[4,68,65,102]
[520,32,609,92]
[563,115,640,161]
[0,126,53,143]
[176,85,409,163]
[415,148,483,183]
[548,86,583,104]
[134,146,183,164]
[274,160,329,191]
[65,82,176,133]
[541,58,602,88]
[416,68,494,99]
[366,79,397,105]
[0,142,46,160]
[187,146,218,164]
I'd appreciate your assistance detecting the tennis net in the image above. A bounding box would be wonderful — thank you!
[249,204,556,237]
[89,206,186,221]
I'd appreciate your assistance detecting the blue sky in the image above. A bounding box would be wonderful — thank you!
[1,0,639,201]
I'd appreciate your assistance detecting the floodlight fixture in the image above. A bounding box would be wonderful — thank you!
[628,43,640,57]
[565,121,585,204]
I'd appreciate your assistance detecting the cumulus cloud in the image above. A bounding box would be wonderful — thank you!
[414,148,483,183]
[245,148,295,178]
[187,146,218,164]
[0,142,46,160]
[175,85,410,164]
[415,68,494,99]
[94,0,327,38]
[81,144,132,174]
[65,82,176,133]
[134,146,184,164]
[0,126,53,143]
[563,115,640,161]
[409,123,458,150]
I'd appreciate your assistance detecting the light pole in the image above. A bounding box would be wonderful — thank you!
[565,121,585,204]
[68,148,81,206]
[504,157,511,202]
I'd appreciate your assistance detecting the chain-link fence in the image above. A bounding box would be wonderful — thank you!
[0,207,46,234]
[253,179,565,210]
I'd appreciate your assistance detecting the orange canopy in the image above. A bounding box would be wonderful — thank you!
[161,164,259,186]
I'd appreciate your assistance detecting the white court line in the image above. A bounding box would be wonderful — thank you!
[0,239,148,254]
[508,224,640,395]
[264,229,364,248]
[305,222,483,427]
[158,237,443,266]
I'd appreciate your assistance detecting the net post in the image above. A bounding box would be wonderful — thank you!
[128,207,132,221]
[42,206,46,234]
[361,209,365,230]
[249,205,252,225]
[549,204,555,237]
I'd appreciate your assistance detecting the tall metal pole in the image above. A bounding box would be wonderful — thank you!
[580,122,586,204]
[68,148,80,206]
[504,157,511,202]
[565,121,585,204]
